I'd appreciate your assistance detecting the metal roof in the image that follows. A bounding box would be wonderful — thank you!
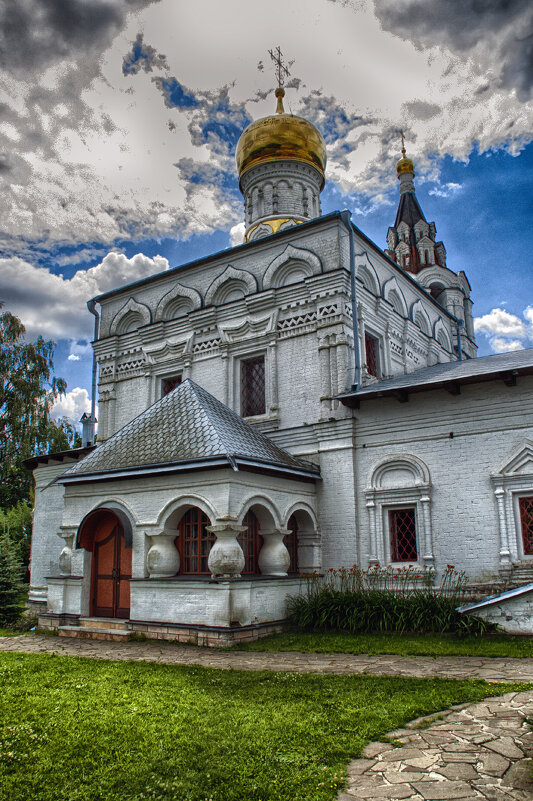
[338,348,533,406]
[60,379,320,482]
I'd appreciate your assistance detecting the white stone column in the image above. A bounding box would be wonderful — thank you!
[146,528,180,578]
[258,529,291,576]
[494,485,511,564]
[318,335,331,414]
[420,495,434,566]
[269,340,279,412]
[366,495,379,564]
[297,530,322,573]
[207,522,246,578]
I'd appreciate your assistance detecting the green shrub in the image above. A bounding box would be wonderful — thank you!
[288,565,494,636]
[0,534,24,627]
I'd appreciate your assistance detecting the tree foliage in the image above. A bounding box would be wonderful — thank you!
[0,309,79,507]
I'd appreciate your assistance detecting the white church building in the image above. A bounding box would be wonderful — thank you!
[26,86,533,644]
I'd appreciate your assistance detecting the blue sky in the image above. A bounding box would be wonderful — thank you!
[0,0,532,425]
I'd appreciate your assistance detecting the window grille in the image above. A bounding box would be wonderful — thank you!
[285,515,299,574]
[162,375,182,396]
[241,355,265,417]
[177,507,214,574]
[365,333,379,378]
[238,510,261,574]
[519,496,533,555]
[389,508,417,562]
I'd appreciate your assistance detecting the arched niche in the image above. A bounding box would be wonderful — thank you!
[382,277,408,317]
[110,297,151,336]
[205,265,258,307]
[263,244,322,290]
[370,454,430,491]
[155,283,202,322]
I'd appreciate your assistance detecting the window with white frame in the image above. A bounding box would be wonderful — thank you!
[365,455,432,566]
[364,332,380,378]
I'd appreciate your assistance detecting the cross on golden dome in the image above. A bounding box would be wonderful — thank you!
[268,46,290,89]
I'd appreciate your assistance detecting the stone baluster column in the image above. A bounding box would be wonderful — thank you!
[258,529,291,576]
[420,495,434,566]
[207,520,246,578]
[146,528,180,578]
[493,485,511,564]
[58,525,77,576]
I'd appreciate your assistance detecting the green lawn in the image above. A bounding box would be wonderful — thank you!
[0,652,527,801]
[238,630,533,658]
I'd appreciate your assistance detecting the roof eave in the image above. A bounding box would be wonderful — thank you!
[337,364,533,407]
[57,454,320,485]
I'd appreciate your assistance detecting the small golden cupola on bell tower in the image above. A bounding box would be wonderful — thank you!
[235,48,327,242]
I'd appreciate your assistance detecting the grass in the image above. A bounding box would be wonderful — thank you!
[0,652,526,801]
[238,629,533,658]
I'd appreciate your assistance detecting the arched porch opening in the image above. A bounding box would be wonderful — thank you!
[175,507,214,575]
[284,507,319,574]
[76,508,133,619]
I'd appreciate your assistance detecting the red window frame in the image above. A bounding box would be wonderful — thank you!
[162,375,182,396]
[364,333,379,377]
[241,355,265,417]
[176,507,214,574]
[519,496,533,555]
[389,507,417,562]
[285,515,299,574]
[238,510,262,574]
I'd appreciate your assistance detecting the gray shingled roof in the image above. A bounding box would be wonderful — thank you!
[60,379,319,481]
[338,348,533,404]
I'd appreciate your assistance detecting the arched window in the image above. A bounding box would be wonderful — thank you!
[176,507,214,574]
[238,510,262,574]
[285,515,299,574]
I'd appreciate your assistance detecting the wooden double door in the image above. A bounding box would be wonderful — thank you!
[91,514,132,618]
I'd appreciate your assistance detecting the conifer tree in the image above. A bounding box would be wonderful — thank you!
[0,534,23,627]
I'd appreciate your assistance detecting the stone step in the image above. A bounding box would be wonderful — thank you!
[58,626,132,642]
[78,617,131,631]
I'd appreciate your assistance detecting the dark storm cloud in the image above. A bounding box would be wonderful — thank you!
[374,0,533,99]
[0,0,156,73]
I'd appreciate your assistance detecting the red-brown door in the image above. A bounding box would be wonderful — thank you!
[91,515,132,618]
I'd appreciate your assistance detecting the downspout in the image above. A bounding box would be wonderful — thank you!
[456,318,464,361]
[82,299,100,447]
[340,210,361,390]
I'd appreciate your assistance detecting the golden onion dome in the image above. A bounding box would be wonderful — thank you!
[396,146,415,178]
[236,88,327,188]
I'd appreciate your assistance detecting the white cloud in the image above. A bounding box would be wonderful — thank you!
[52,387,94,425]
[473,308,526,338]
[489,337,524,353]
[0,0,531,253]
[229,222,245,247]
[0,252,170,340]
[68,354,80,361]
[428,182,462,198]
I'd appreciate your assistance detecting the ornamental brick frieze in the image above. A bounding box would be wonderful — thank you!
[142,334,194,366]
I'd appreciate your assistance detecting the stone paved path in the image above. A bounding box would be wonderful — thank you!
[341,691,533,801]
[1,635,532,799]
[2,634,533,682]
